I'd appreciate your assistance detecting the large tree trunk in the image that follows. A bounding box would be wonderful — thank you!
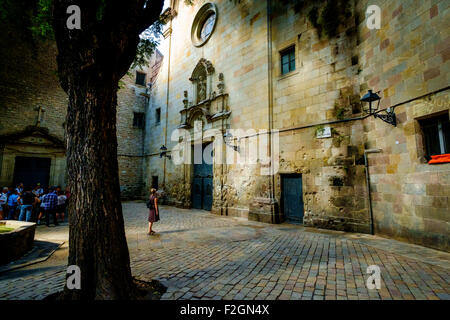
[51,0,164,299]
[63,78,134,299]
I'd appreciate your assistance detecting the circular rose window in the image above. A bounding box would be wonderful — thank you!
[191,3,218,47]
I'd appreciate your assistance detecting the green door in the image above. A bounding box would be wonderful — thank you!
[192,144,213,211]
[282,175,304,224]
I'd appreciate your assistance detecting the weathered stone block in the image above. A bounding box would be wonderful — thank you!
[404,183,426,195]
[415,206,450,222]
[248,197,280,224]
[426,184,450,196]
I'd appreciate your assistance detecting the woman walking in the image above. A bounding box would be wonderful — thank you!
[147,188,159,235]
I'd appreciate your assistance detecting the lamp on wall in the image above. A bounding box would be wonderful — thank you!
[223,131,239,152]
[360,90,396,126]
[160,145,171,159]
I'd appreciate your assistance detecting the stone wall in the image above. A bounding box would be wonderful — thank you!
[0,33,67,139]
[117,67,151,198]
[0,25,68,188]
[365,92,449,251]
[358,0,450,251]
[269,1,367,232]
[270,0,450,248]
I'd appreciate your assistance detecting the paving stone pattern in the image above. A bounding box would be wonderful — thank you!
[0,202,449,300]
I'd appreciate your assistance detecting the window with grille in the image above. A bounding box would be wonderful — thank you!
[281,46,296,75]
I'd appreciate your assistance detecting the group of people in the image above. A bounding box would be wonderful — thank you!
[1,183,158,232]
[0,183,70,227]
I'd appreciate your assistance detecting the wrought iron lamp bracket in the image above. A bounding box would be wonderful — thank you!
[373,108,397,126]
[360,90,397,127]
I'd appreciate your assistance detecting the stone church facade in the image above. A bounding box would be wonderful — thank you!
[145,0,449,251]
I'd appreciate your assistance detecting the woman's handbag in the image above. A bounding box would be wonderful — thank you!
[155,211,160,222]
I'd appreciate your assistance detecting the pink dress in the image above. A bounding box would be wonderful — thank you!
[148,196,157,222]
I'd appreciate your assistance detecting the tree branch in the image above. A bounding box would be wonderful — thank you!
[138,0,165,34]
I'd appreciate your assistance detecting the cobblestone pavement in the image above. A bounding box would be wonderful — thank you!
[1,202,449,300]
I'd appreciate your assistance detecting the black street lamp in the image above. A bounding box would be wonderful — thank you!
[223,131,239,151]
[160,145,171,159]
[360,90,396,126]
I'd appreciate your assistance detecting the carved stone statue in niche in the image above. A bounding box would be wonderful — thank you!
[217,73,224,95]
[190,58,214,104]
[180,59,231,128]
[197,75,206,103]
[183,90,189,108]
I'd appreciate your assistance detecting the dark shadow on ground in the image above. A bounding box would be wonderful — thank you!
[0,240,63,274]
[0,265,65,280]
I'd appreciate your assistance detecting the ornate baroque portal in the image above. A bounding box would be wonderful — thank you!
[177,58,231,213]
[179,58,230,129]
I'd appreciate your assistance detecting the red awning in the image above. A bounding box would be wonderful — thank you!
[428,154,450,164]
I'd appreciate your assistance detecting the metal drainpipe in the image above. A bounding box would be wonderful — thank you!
[266,0,276,220]
[163,19,173,188]
[142,87,149,195]
[364,148,382,235]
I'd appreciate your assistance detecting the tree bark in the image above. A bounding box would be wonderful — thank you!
[51,0,164,299]
[64,79,134,299]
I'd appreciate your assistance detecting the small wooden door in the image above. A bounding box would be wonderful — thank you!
[282,174,304,224]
